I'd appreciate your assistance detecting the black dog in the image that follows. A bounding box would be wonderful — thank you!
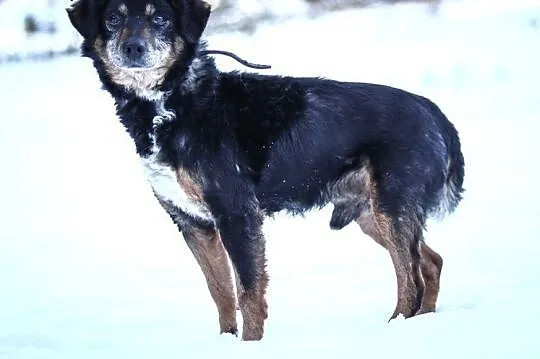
[67,0,464,340]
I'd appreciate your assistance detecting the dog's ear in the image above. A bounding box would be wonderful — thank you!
[173,0,211,44]
[66,0,104,39]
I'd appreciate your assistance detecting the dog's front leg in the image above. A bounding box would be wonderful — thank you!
[210,197,268,341]
[182,224,239,336]
[155,199,239,336]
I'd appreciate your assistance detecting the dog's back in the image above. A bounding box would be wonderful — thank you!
[216,74,464,226]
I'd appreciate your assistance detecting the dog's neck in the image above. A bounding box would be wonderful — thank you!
[178,53,214,95]
[111,44,217,150]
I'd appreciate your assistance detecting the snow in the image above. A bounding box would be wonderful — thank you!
[1,0,540,357]
[0,0,79,60]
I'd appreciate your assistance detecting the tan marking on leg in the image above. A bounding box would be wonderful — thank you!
[355,180,423,320]
[357,208,384,247]
[227,218,268,341]
[353,166,386,248]
[184,226,238,335]
[234,267,269,341]
[176,168,207,205]
[417,242,443,314]
[372,210,423,319]
[118,3,128,15]
[145,3,156,16]
[339,160,430,320]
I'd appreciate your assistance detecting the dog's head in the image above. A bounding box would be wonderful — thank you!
[67,0,211,96]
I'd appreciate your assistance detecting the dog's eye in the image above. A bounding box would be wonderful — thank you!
[152,16,169,26]
[106,13,123,28]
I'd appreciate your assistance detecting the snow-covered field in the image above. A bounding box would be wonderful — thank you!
[1,0,540,358]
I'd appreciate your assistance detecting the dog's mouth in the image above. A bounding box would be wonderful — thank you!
[114,61,156,71]
[116,61,149,70]
[106,46,164,71]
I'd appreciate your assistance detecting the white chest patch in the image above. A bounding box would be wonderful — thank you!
[140,155,213,222]
[139,94,214,223]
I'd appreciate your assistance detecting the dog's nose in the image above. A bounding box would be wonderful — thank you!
[122,38,147,60]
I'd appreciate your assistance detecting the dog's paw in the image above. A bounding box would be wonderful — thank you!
[220,326,239,337]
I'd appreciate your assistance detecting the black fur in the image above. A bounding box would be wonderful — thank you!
[68,0,464,323]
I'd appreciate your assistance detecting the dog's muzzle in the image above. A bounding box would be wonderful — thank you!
[121,37,148,68]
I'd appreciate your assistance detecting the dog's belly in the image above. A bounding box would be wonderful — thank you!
[257,181,328,215]
[140,154,214,223]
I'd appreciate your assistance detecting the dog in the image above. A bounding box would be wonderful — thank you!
[67,0,464,341]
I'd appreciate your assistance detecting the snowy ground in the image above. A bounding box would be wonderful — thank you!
[1,0,540,358]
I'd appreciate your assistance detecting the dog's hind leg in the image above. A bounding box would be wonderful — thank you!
[357,208,425,320]
[182,225,238,336]
[331,163,425,319]
[417,241,443,314]
[357,210,442,316]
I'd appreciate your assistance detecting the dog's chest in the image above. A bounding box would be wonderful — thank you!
[137,96,213,223]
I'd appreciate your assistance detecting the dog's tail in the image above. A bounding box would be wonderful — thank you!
[435,117,465,218]
[443,132,465,214]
